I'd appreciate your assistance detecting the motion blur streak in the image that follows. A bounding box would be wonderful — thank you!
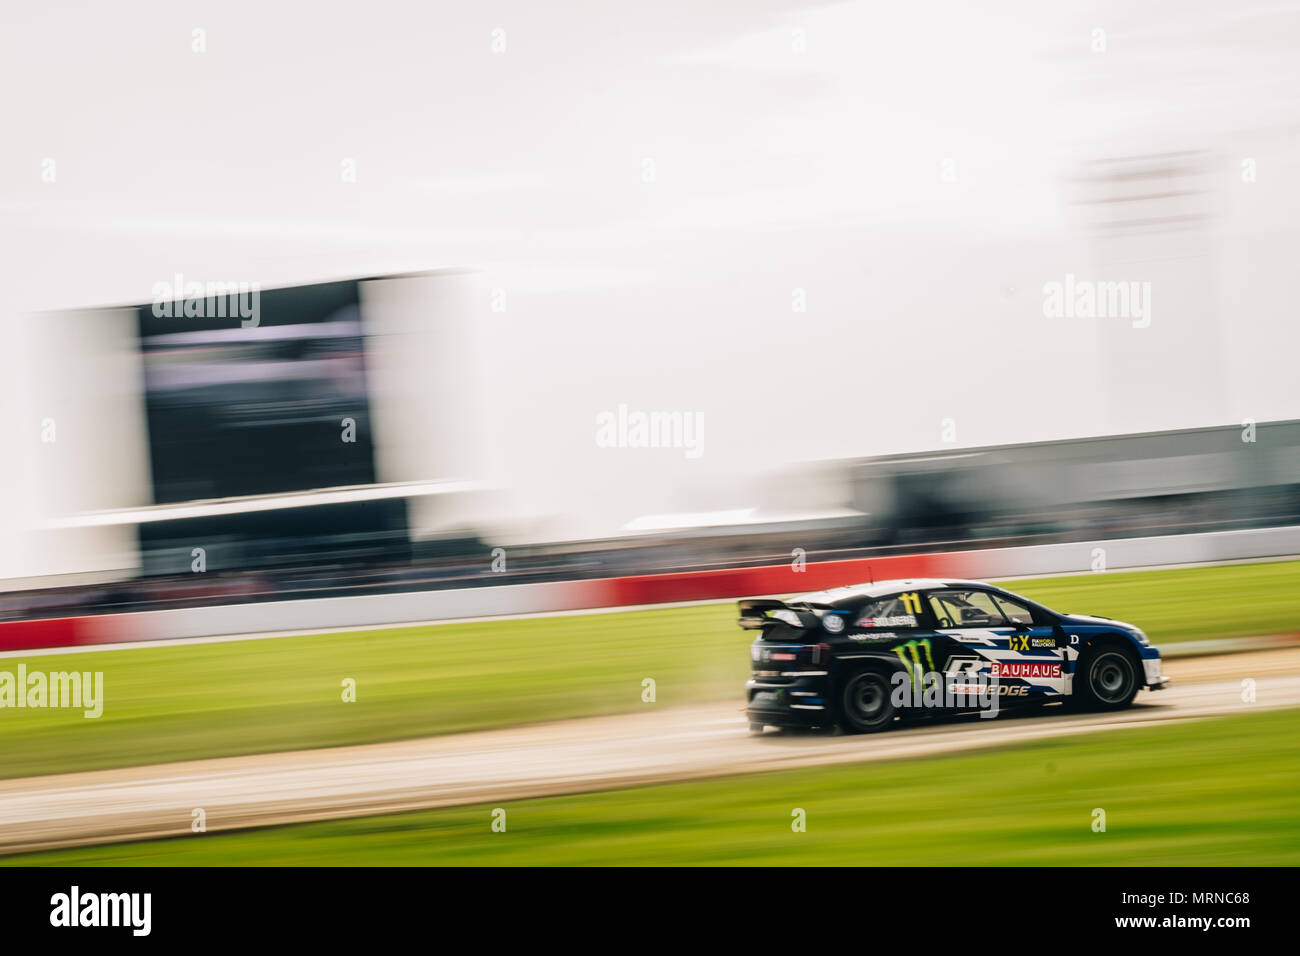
[1,651,1297,855]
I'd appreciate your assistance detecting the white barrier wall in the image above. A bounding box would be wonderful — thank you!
[973,525,1300,578]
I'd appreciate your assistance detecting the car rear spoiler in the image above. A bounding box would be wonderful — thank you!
[737,598,821,630]
[737,599,788,629]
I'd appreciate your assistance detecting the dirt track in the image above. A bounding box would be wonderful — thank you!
[1,649,1298,855]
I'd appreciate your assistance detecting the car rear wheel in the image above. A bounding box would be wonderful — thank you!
[838,670,896,734]
[1075,647,1140,710]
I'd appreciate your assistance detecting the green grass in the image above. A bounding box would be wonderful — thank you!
[0,560,1295,780]
[9,708,1299,866]
[1006,559,1300,645]
[0,603,742,780]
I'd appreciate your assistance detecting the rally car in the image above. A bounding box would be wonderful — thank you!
[740,578,1167,734]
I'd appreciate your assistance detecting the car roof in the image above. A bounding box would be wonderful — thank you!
[791,578,992,606]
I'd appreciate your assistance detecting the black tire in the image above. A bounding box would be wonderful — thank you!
[1074,645,1141,711]
[838,669,897,734]
[747,721,765,736]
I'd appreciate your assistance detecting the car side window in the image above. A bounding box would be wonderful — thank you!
[992,593,1035,625]
[926,589,1008,628]
[928,595,959,628]
[853,594,922,629]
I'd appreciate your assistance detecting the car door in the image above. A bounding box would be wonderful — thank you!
[987,590,1067,697]
[924,588,1066,698]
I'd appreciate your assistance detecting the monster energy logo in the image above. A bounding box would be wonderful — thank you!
[892,638,934,691]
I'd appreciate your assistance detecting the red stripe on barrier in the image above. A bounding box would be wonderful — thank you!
[78,613,151,646]
[0,617,89,652]
[587,552,967,608]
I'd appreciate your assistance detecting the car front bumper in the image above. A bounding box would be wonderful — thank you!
[1142,652,1169,690]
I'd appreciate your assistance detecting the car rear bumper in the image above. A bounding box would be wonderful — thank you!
[745,672,832,727]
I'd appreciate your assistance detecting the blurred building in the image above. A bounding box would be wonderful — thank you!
[846,419,1300,547]
[2,270,492,590]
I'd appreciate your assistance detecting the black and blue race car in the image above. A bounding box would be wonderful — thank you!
[740,578,1167,734]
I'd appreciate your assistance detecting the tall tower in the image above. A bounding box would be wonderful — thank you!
[1071,151,1226,433]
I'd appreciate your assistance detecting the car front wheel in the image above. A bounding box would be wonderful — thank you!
[1075,647,1140,710]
